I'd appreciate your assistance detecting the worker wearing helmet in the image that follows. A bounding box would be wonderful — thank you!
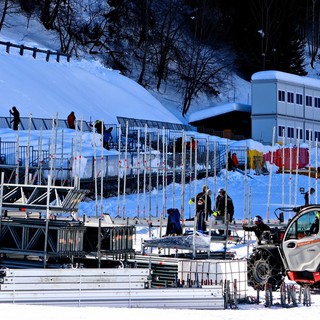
[188,185,213,232]
[310,212,320,235]
[215,188,224,211]
[242,215,271,244]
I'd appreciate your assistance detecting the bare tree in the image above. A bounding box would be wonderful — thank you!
[40,0,62,30]
[137,0,152,86]
[49,0,110,56]
[0,0,10,31]
[177,35,230,116]
[305,0,320,68]
[151,0,185,91]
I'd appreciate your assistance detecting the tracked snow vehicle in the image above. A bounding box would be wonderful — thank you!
[247,205,320,291]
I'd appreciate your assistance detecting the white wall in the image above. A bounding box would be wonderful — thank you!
[251,71,320,145]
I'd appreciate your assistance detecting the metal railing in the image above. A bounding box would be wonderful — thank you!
[0,40,71,62]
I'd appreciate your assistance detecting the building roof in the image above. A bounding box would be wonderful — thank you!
[188,102,251,123]
[251,70,320,88]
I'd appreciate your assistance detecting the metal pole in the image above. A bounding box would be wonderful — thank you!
[78,117,83,189]
[52,113,59,184]
[160,128,166,237]
[224,140,229,258]
[122,121,129,219]
[44,175,52,268]
[98,217,102,268]
[316,139,319,204]
[180,131,186,233]
[192,141,198,259]
[172,136,176,208]
[308,137,312,200]
[116,125,122,218]
[213,141,217,207]
[266,126,276,221]
[243,144,248,221]
[60,129,64,185]
[37,128,43,185]
[155,129,160,218]
[0,172,4,238]
[294,132,300,207]
[143,124,147,219]
[289,143,293,208]
[188,137,193,219]
[281,129,285,208]
[100,121,105,217]
[15,129,20,184]
[24,113,32,184]
[136,128,141,219]
[148,133,152,220]
[92,128,98,217]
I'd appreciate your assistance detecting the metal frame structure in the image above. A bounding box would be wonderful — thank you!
[0,182,87,212]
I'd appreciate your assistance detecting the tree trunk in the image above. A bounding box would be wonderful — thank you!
[0,0,9,32]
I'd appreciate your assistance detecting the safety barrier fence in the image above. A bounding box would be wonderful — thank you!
[0,40,71,62]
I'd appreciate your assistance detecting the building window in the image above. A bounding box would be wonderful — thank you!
[287,127,294,138]
[306,95,313,106]
[296,93,303,105]
[296,128,303,140]
[315,97,320,108]
[287,92,294,103]
[315,131,320,141]
[278,125,285,137]
[278,90,285,102]
[306,129,313,141]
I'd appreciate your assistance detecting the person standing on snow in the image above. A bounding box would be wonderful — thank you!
[9,106,20,130]
[103,127,113,150]
[227,152,235,171]
[215,189,234,223]
[232,152,239,169]
[189,185,213,232]
[215,188,224,211]
[67,111,76,129]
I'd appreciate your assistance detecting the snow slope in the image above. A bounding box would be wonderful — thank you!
[0,17,183,125]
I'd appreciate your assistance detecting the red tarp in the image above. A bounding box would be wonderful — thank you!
[263,148,309,170]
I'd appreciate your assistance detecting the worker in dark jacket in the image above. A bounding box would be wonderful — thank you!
[310,212,320,235]
[9,106,20,130]
[189,185,212,232]
[215,190,234,223]
[103,127,113,150]
[242,215,271,244]
[67,111,76,129]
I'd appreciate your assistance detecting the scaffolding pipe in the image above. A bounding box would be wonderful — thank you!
[266,126,276,221]
[294,133,300,207]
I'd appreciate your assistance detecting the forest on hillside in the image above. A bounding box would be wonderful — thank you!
[1,0,320,116]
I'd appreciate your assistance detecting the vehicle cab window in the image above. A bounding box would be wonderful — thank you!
[284,211,319,241]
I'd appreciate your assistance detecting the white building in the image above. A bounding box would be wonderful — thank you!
[251,70,320,145]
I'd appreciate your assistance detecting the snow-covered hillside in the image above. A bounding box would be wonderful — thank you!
[0,15,183,125]
[0,13,253,125]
